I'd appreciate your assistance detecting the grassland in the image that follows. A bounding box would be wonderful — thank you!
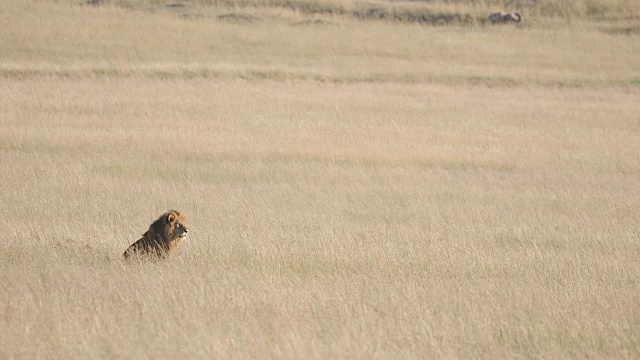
[1,0,640,358]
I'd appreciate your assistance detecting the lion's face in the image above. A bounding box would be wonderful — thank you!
[165,211,188,241]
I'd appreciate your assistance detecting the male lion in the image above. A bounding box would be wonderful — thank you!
[123,210,189,259]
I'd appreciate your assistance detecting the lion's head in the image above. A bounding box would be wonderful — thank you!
[147,210,189,243]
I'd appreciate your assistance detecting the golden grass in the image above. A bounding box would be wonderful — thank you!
[1,0,639,86]
[1,0,640,358]
[2,78,639,358]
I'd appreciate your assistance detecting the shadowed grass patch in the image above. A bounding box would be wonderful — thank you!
[2,63,638,88]
[92,151,518,185]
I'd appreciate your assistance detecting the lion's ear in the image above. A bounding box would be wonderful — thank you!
[167,213,175,224]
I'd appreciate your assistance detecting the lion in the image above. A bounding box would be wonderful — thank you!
[123,210,189,259]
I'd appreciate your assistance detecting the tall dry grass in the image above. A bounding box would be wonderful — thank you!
[2,78,639,358]
[1,0,640,358]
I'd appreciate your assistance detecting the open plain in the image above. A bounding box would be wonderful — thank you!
[1,0,640,358]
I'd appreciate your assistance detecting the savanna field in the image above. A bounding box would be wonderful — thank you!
[1,0,639,358]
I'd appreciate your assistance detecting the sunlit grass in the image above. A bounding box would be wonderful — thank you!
[1,0,640,358]
[2,77,639,358]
